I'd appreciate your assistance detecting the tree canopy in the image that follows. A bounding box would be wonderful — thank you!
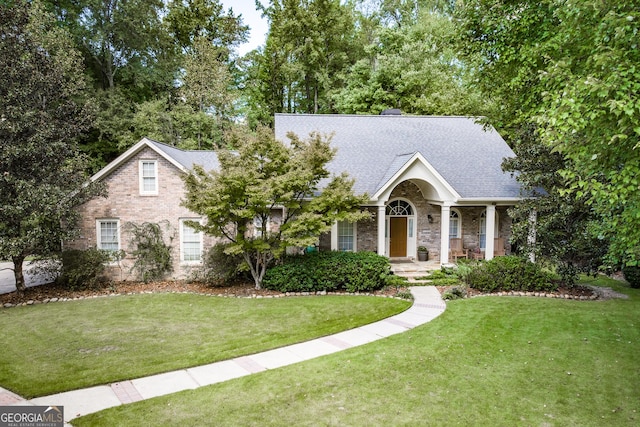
[456,0,640,272]
[0,0,104,291]
[182,126,369,288]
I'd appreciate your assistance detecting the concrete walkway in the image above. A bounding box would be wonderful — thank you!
[1,286,446,424]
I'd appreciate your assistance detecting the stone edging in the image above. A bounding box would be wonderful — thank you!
[468,290,598,300]
[1,290,411,309]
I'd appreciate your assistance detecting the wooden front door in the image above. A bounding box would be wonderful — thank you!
[389,217,407,257]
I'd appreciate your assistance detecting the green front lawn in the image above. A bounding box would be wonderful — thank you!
[0,293,410,398]
[76,277,640,426]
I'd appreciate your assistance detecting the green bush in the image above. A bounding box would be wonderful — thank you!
[126,221,173,283]
[263,251,391,293]
[57,248,111,290]
[190,242,248,285]
[622,265,640,289]
[442,286,467,300]
[463,256,556,293]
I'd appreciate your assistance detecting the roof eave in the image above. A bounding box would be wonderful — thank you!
[90,137,188,182]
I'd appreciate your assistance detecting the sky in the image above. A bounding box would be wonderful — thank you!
[220,0,269,55]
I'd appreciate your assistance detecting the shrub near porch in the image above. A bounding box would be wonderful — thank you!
[263,252,392,293]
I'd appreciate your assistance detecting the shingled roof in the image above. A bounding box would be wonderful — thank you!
[274,113,521,202]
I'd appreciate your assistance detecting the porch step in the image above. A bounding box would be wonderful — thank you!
[390,261,440,285]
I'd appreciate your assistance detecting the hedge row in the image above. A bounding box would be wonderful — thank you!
[463,256,557,293]
[263,251,391,293]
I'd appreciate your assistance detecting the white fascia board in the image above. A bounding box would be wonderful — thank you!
[455,197,523,206]
[371,152,461,202]
[90,137,187,182]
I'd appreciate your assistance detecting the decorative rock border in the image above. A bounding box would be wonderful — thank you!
[1,289,410,310]
[468,290,598,300]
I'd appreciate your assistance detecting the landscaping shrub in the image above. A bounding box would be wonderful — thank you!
[263,251,391,293]
[463,256,556,293]
[190,242,248,285]
[442,286,467,300]
[126,221,173,283]
[57,248,111,290]
[622,265,640,289]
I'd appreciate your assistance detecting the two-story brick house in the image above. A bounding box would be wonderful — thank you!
[68,113,522,280]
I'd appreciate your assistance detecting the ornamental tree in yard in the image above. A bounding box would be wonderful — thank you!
[0,1,105,292]
[182,125,370,289]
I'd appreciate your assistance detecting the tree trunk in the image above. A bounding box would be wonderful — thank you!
[243,252,262,290]
[12,255,26,293]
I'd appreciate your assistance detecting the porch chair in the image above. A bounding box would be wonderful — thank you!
[449,238,468,261]
[494,237,506,257]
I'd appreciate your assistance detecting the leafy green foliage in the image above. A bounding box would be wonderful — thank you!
[0,0,105,291]
[189,242,248,285]
[182,126,369,289]
[334,7,485,115]
[456,0,640,270]
[622,266,640,289]
[463,256,556,293]
[246,0,361,122]
[442,286,466,300]
[57,248,111,290]
[263,251,392,293]
[126,221,174,283]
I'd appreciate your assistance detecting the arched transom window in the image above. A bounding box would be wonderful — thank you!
[386,200,413,216]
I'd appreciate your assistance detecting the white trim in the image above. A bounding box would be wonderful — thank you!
[385,198,417,258]
[479,209,500,252]
[96,219,120,252]
[138,160,158,195]
[253,215,271,238]
[333,220,357,252]
[372,152,461,202]
[91,138,187,182]
[449,208,462,238]
[377,205,386,256]
[180,218,203,263]
[440,205,451,264]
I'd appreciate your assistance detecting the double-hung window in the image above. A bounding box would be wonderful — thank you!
[139,160,158,195]
[180,219,202,262]
[337,221,356,251]
[97,220,120,252]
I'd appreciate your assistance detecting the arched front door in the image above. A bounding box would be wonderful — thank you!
[386,199,416,258]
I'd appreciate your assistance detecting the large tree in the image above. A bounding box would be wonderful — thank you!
[182,126,369,289]
[0,0,104,292]
[456,0,640,273]
[334,2,485,115]
[246,0,361,124]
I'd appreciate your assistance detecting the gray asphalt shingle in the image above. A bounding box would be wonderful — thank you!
[274,113,521,200]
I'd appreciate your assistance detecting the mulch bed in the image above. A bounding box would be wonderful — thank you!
[0,280,409,308]
[2,279,626,308]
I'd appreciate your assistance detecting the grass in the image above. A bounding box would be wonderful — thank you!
[0,293,410,398]
[75,276,640,426]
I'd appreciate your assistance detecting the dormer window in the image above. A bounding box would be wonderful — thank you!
[139,160,158,195]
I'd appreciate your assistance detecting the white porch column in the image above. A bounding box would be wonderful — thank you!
[377,205,386,256]
[485,205,496,260]
[330,221,338,251]
[528,209,537,263]
[440,205,451,264]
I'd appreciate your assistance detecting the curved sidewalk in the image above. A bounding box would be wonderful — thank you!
[3,286,446,423]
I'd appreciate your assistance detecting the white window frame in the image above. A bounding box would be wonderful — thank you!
[180,218,203,263]
[253,215,270,238]
[449,209,461,238]
[139,160,158,195]
[337,220,357,252]
[96,219,120,252]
